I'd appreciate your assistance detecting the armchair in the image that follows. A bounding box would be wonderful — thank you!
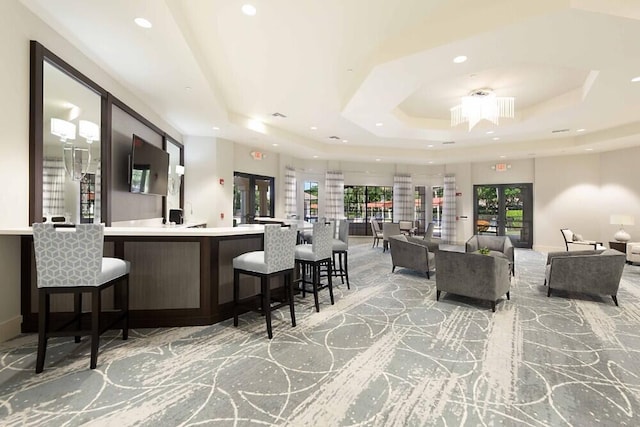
[560,228,603,251]
[465,235,514,275]
[627,242,640,264]
[388,234,436,279]
[545,249,625,306]
[382,222,402,252]
[435,250,511,312]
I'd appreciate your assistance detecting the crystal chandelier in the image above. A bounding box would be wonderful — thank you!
[450,88,514,131]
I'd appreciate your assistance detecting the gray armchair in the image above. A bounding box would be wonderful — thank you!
[435,250,511,312]
[388,235,436,279]
[545,249,625,306]
[466,235,515,275]
[382,222,402,252]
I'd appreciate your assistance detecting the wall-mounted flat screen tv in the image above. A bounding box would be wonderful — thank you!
[129,134,169,196]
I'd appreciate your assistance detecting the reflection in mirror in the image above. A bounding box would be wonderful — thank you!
[165,140,182,216]
[43,61,101,224]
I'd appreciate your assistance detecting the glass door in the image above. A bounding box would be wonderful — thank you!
[233,172,275,225]
[474,183,533,248]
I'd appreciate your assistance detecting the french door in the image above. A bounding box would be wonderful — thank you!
[473,183,533,248]
[233,172,275,224]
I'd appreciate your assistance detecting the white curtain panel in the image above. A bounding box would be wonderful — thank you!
[284,168,297,218]
[393,175,413,222]
[442,174,456,244]
[324,171,345,220]
[42,157,66,217]
[94,161,101,223]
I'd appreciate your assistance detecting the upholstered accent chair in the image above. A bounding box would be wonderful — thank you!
[382,222,402,252]
[560,228,603,251]
[465,234,515,275]
[233,224,298,339]
[435,250,511,312]
[544,249,625,306]
[399,220,416,236]
[388,234,436,279]
[370,218,383,248]
[626,242,640,264]
[332,220,350,289]
[295,222,334,312]
[32,223,130,373]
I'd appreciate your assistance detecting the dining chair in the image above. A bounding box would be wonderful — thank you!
[332,220,350,289]
[295,222,334,312]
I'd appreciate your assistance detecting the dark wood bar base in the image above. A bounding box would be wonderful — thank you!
[20,232,264,333]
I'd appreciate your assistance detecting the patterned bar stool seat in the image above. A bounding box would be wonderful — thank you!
[233,224,298,339]
[32,223,130,373]
[295,222,334,312]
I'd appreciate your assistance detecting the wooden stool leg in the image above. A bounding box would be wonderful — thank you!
[344,252,350,290]
[262,276,273,339]
[338,253,344,284]
[233,269,240,327]
[90,289,101,369]
[35,290,49,374]
[287,271,296,327]
[122,276,129,340]
[312,263,320,312]
[327,259,335,305]
[74,292,82,343]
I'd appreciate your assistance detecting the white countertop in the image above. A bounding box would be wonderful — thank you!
[0,224,266,237]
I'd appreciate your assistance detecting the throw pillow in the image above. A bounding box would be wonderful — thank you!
[573,233,584,241]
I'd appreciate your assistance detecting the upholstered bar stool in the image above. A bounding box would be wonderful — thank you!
[332,220,350,289]
[233,224,298,339]
[295,222,334,312]
[32,223,130,373]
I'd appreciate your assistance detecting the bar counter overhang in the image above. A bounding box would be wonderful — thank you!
[4,225,267,333]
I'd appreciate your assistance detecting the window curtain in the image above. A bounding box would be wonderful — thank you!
[442,174,456,244]
[324,171,344,220]
[284,168,297,218]
[43,158,66,217]
[94,160,101,223]
[393,175,413,222]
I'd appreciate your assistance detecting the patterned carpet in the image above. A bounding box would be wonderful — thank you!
[2,238,640,426]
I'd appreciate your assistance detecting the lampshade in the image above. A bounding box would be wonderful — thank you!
[79,120,100,143]
[50,118,76,142]
[63,146,91,181]
[610,214,634,226]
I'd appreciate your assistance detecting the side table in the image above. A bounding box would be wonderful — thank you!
[609,241,627,253]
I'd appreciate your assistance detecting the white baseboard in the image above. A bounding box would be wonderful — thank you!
[0,315,22,343]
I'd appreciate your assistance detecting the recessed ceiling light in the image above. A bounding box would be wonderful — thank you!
[492,137,500,140]
[242,4,257,16]
[185,86,192,91]
[632,76,640,82]
[585,148,593,151]
[134,18,152,28]
[486,130,495,134]
[427,145,434,148]
[310,126,317,130]
[576,128,586,132]
[212,126,220,130]
[499,155,506,158]
[375,122,383,127]
[347,68,353,72]
[375,158,381,162]
[342,139,348,143]
[428,161,434,164]
[313,155,318,158]
[272,143,279,147]
[453,55,467,64]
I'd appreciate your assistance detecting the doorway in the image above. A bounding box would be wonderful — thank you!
[233,172,275,225]
[473,183,533,248]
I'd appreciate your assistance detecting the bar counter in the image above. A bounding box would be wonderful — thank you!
[6,225,269,332]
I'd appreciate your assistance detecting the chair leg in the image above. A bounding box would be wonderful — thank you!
[299,262,307,298]
[338,252,344,284]
[287,271,296,327]
[344,251,350,290]
[547,287,552,297]
[262,276,272,339]
[122,276,129,340]
[74,292,82,343]
[392,265,396,273]
[612,295,619,306]
[426,271,430,280]
[491,301,496,312]
[436,290,441,301]
[233,269,240,327]
[90,288,101,370]
[506,291,510,300]
[327,259,334,305]
[312,263,320,312]
[36,290,49,374]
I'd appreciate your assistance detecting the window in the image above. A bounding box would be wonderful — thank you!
[432,186,443,237]
[343,185,393,222]
[344,186,366,222]
[303,181,318,222]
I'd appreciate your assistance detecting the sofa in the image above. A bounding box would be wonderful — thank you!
[626,242,640,264]
[388,234,436,279]
[544,249,625,306]
[435,250,511,312]
[465,235,515,275]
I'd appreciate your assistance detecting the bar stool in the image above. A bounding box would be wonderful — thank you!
[295,222,334,312]
[332,220,350,289]
[233,224,298,339]
[32,223,130,373]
